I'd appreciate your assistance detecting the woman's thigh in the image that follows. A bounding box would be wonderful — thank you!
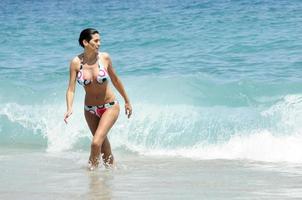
[85,110,112,155]
[84,110,99,136]
[94,104,120,142]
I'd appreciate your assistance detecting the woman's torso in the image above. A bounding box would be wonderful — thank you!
[76,52,115,106]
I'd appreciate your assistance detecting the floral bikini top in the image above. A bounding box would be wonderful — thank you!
[77,54,109,86]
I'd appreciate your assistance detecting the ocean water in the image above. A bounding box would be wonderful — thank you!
[1,0,302,199]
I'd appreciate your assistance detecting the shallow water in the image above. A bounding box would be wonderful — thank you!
[1,149,302,200]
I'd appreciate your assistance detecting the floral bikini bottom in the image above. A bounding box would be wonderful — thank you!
[84,100,118,118]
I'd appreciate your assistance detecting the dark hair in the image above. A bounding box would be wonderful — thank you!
[78,28,99,48]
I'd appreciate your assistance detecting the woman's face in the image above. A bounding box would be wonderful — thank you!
[85,33,101,52]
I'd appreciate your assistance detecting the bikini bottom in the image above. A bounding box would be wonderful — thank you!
[84,100,118,118]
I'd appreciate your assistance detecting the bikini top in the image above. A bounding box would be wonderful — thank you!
[77,55,109,87]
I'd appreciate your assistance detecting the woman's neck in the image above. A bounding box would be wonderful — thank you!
[83,50,98,64]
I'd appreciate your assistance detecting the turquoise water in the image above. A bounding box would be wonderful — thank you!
[1,1,302,198]
[1,0,302,161]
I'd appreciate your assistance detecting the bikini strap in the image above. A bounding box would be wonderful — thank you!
[80,55,84,70]
[97,52,101,69]
[98,52,106,69]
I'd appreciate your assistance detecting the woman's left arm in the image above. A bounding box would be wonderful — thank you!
[104,52,132,118]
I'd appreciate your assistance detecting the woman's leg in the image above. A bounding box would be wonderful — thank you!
[84,110,115,167]
[89,104,120,167]
[101,137,114,166]
[84,109,99,137]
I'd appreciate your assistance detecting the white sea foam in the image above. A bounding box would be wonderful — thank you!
[0,94,301,163]
[0,102,90,152]
[111,94,302,163]
[134,130,302,163]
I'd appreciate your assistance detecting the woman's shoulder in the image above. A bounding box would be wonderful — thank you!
[69,54,82,70]
[99,52,111,60]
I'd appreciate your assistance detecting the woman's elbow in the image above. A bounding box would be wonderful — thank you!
[67,87,75,94]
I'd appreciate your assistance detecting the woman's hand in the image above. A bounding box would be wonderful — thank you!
[64,110,73,124]
[125,102,132,119]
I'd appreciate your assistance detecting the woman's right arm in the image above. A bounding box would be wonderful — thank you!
[64,58,78,124]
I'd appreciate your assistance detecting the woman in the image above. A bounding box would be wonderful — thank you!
[64,28,132,170]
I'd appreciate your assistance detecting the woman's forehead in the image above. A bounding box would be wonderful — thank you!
[91,33,100,40]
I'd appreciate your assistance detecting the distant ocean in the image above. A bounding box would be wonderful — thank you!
[1,0,302,199]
